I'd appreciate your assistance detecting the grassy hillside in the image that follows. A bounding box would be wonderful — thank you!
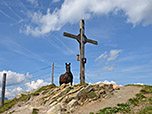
[0,84,152,114]
[90,85,152,114]
[0,84,56,113]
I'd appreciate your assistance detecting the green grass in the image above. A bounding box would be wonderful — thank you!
[8,110,15,114]
[0,94,30,113]
[32,108,39,114]
[88,91,97,99]
[67,86,74,93]
[90,103,130,114]
[125,84,144,87]
[80,90,97,102]
[140,85,152,94]
[31,84,56,96]
[96,103,130,114]
[138,105,152,114]
[128,93,146,106]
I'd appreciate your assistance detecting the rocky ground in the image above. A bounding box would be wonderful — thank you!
[1,83,143,114]
[72,86,142,114]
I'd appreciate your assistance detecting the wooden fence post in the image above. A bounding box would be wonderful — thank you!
[51,62,54,84]
[1,73,6,106]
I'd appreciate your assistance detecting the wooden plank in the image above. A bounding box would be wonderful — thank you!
[86,38,98,45]
[63,32,79,40]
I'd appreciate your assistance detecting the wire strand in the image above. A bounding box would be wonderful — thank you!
[29,66,51,74]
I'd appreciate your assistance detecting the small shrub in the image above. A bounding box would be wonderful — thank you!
[80,83,88,86]
[88,91,97,99]
[140,85,152,94]
[8,110,15,114]
[32,108,39,114]
[89,112,94,114]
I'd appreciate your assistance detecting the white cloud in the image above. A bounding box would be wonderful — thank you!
[107,49,122,61]
[103,80,116,84]
[52,0,60,3]
[0,71,27,86]
[102,66,114,71]
[96,80,116,85]
[134,83,144,85]
[21,0,152,36]
[0,87,23,99]
[26,0,38,6]
[95,51,107,61]
[95,49,122,62]
[25,79,49,91]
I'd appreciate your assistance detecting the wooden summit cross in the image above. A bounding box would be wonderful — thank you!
[63,19,98,84]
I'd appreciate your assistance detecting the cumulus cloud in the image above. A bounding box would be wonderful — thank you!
[96,80,116,84]
[103,80,116,84]
[107,49,122,62]
[25,79,49,91]
[0,87,23,98]
[0,71,27,86]
[21,0,152,36]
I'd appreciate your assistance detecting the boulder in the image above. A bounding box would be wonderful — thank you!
[50,101,58,107]
[47,104,61,114]
[85,85,93,92]
[98,89,106,97]
[67,99,78,108]
[77,85,93,98]
[67,86,82,95]
[113,84,120,90]
[98,83,105,88]
[57,96,64,102]
[51,86,69,100]
[61,96,69,103]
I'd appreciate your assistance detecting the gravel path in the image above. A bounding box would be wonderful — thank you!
[73,86,142,114]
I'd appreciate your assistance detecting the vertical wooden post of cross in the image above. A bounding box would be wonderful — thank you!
[1,73,6,106]
[79,20,85,84]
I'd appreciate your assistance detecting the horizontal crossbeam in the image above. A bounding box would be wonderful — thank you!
[63,32,98,45]
[63,32,79,40]
[86,38,98,45]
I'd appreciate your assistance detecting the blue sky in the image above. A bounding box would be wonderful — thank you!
[0,0,152,98]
